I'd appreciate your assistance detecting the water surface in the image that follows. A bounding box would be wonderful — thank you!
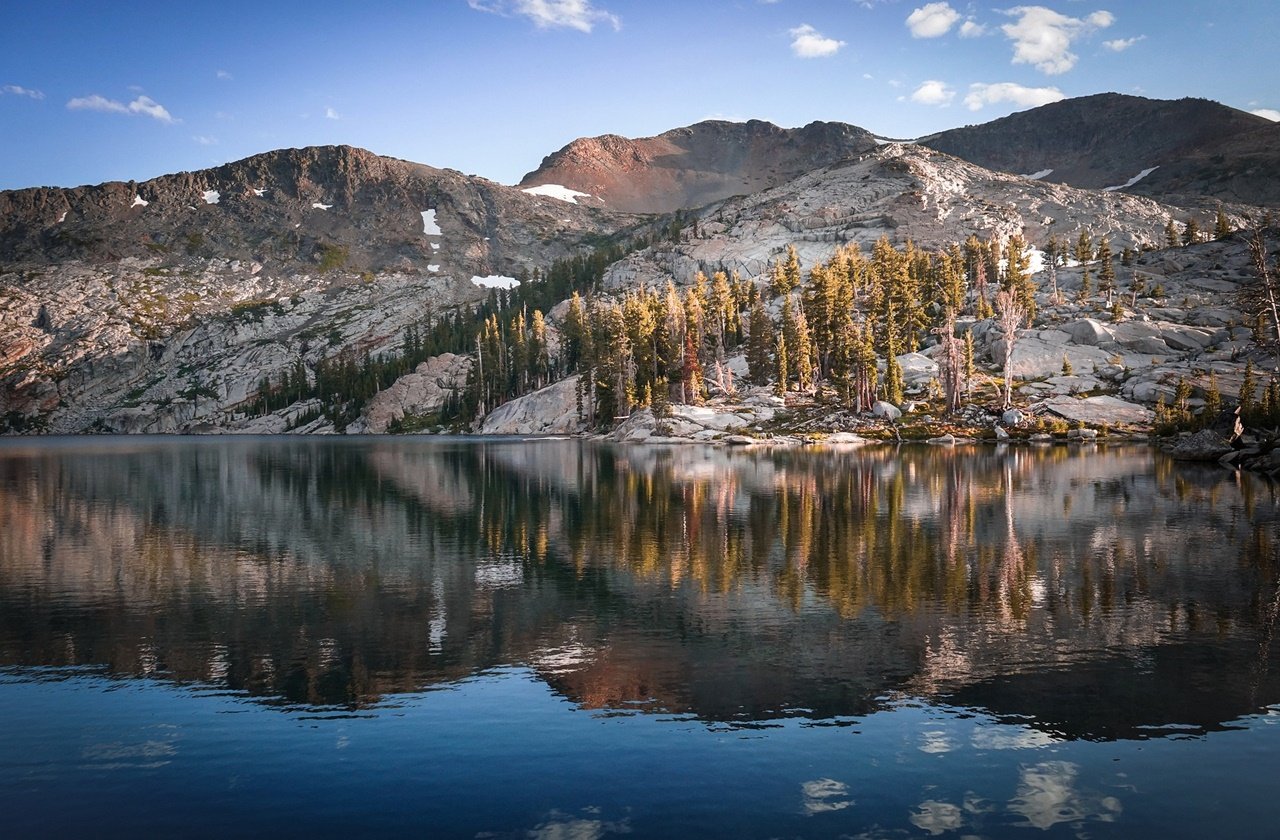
[1,437,1277,837]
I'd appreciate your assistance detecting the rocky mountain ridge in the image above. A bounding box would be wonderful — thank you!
[600,142,1243,291]
[922,93,1280,207]
[519,119,879,214]
[0,144,629,277]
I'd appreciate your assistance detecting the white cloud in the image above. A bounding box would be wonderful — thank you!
[789,24,846,58]
[1252,109,1280,122]
[1001,6,1115,75]
[192,135,218,145]
[958,20,987,38]
[964,82,1065,111]
[467,0,620,33]
[67,93,176,123]
[910,80,956,106]
[325,106,340,120]
[1102,35,1144,51]
[216,69,233,80]
[906,3,960,38]
[128,95,174,122]
[2,84,45,100]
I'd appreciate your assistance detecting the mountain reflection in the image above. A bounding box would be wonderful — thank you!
[0,438,1277,739]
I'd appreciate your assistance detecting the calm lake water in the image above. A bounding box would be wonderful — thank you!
[1,437,1278,838]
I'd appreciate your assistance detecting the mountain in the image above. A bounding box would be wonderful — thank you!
[0,144,626,276]
[0,146,637,433]
[922,93,1280,206]
[600,142,1208,290]
[519,119,879,214]
[2,104,1275,438]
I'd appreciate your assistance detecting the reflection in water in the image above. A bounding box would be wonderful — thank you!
[0,438,1277,737]
[1007,761,1123,830]
[1,438,1279,838]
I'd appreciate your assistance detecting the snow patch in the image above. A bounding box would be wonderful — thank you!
[1022,169,1053,180]
[421,209,442,235]
[431,243,440,251]
[521,183,593,204]
[1025,247,1047,275]
[311,202,332,210]
[252,188,265,197]
[56,211,67,223]
[471,274,520,290]
[427,265,440,273]
[131,194,148,208]
[1103,166,1158,192]
[202,190,220,205]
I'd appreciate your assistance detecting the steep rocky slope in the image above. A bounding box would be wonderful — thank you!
[519,119,879,214]
[922,93,1280,207]
[0,146,637,433]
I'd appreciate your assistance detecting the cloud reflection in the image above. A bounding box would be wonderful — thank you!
[1007,761,1121,829]
[802,778,853,815]
[910,799,964,835]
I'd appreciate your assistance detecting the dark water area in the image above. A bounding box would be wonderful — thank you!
[1,437,1278,838]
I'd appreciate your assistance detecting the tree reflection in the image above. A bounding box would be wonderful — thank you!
[0,439,1277,737]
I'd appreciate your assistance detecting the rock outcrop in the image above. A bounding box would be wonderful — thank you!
[479,377,586,435]
[361,353,472,433]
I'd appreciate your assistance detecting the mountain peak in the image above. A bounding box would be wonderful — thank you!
[922,93,1278,203]
[519,119,879,214]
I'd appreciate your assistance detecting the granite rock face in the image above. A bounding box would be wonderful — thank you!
[479,377,587,436]
[362,353,473,433]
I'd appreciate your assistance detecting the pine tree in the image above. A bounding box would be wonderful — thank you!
[745,297,774,386]
[1239,359,1256,423]
[1182,218,1201,246]
[1203,373,1222,428]
[774,332,788,398]
[783,244,802,294]
[530,310,550,389]
[883,325,904,405]
[1215,205,1232,240]
[1173,377,1193,427]
[1075,231,1093,264]
[850,322,877,412]
[1165,220,1181,249]
[1078,266,1093,302]
[1004,234,1037,323]
[1096,236,1116,301]
[792,304,814,393]
[563,292,588,373]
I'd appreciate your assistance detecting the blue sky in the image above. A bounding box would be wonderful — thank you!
[2,1,1277,190]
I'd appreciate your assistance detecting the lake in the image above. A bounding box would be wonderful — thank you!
[1,437,1278,838]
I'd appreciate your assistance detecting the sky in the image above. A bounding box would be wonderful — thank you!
[2,0,1278,191]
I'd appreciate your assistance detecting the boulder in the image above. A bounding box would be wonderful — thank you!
[872,401,902,421]
[999,336,1114,380]
[896,352,938,386]
[1165,429,1233,462]
[1001,408,1026,426]
[1045,395,1154,426]
[1066,318,1112,346]
[480,376,586,435]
